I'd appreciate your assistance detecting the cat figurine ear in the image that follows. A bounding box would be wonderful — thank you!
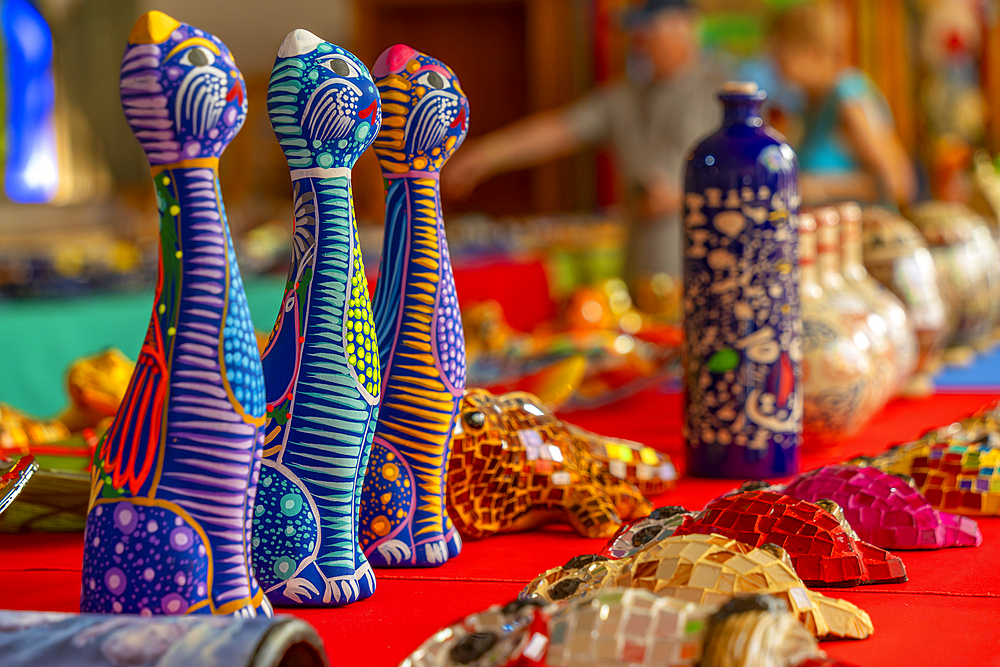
[359,45,469,567]
[253,30,382,606]
[81,11,270,617]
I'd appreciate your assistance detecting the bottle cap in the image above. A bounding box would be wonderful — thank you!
[721,81,759,95]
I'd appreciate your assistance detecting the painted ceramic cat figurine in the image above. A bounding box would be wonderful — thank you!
[253,30,382,606]
[81,11,270,617]
[359,44,469,567]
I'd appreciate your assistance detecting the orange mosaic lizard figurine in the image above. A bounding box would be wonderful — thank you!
[446,388,675,539]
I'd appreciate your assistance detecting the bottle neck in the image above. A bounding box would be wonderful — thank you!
[817,222,844,287]
[839,212,866,280]
[799,226,819,288]
[721,94,764,127]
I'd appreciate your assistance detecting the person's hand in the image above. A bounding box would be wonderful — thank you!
[636,175,681,220]
[442,144,492,200]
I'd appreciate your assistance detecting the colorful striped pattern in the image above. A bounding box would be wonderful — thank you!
[359,45,470,567]
[81,12,268,619]
[253,31,382,606]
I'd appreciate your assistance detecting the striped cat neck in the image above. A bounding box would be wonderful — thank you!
[289,166,353,181]
[150,157,219,176]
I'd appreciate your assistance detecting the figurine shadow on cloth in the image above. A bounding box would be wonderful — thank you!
[81,11,271,617]
[358,44,470,567]
[253,30,382,607]
[446,389,674,540]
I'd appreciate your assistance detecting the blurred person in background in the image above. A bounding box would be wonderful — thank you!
[767,2,917,207]
[442,0,727,285]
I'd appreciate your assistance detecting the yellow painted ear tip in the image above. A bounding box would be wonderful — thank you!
[129,10,180,45]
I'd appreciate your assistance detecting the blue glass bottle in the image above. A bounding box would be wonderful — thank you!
[682,82,802,478]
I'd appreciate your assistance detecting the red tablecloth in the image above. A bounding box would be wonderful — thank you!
[3,390,998,666]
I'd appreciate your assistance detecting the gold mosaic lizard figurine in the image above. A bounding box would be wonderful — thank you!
[446,388,675,539]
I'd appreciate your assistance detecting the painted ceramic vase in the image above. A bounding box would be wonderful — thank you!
[906,201,1000,355]
[682,82,802,478]
[81,12,271,617]
[861,207,947,394]
[253,31,382,607]
[798,214,874,449]
[838,203,918,394]
[810,207,891,425]
[358,45,469,567]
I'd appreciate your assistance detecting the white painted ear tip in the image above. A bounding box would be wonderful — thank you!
[278,29,324,57]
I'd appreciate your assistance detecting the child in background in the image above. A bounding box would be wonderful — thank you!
[767,2,917,207]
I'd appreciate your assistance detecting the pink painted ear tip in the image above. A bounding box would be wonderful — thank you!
[373,43,417,78]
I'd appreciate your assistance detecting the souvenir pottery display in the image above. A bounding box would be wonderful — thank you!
[546,278,683,349]
[860,207,947,395]
[253,31,382,607]
[798,214,874,449]
[0,609,328,667]
[906,201,1000,356]
[672,490,907,586]
[0,465,90,532]
[522,534,874,640]
[0,351,134,532]
[837,203,918,394]
[461,301,594,411]
[60,349,137,434]
[860,403,1000,515]
[0,349,133,461]
[0,403,71,459]
[784,464,982,549]
[972,150,1000,232]
[462,297,680,412]
[80,12,271,617]
[0,455,37,515]
[811,208,891,426]
[600,505,697,559]
[446,388,673,540]
[399,592,851,667]
[359,44,469,567]
[682,81,802,479]
[634,272,683,324]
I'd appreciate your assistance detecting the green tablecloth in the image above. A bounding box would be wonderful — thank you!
[0,277,286,417]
